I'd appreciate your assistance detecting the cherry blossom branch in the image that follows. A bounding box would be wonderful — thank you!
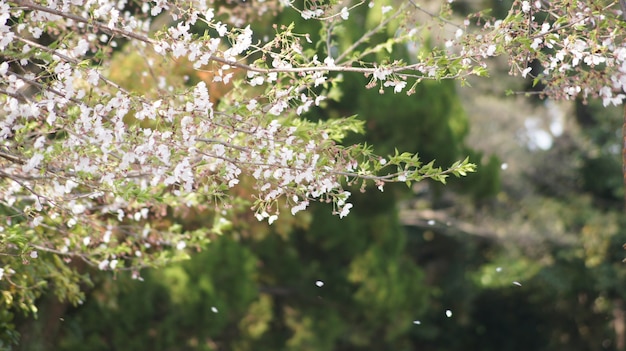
[12,0,152,43]
[10,0,471,81]
[0,151,25,165]
[6,71,82,106]
[0,88,30,102]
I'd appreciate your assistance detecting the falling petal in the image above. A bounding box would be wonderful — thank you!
[496,267,502,272]
[211,306,218,313]
[501,163,509,170]
[445,310,452,317]
[427,219,435,226]
[513,281,522,287]
[315,280,324,287]
[413,320,421,325]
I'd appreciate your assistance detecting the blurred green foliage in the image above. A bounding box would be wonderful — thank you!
[10,1,626,351]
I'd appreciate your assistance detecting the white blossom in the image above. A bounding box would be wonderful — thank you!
[246,99,258,110]
[373,67,392,81]
[205,9,214,22]
[22,153,44,173]
[268,215,278,224]
[98,260,109,270]
[216,22,227,36]
[301,9,323,20]
[339,203,353,218]
[340,7,349,20]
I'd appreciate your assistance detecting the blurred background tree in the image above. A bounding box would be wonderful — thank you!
[9,0,626,350]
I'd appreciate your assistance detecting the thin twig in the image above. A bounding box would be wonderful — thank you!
[406,0,462,29]
[336,4,407,63]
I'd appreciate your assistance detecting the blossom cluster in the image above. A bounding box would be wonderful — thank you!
[484,0,626,105]
[0,0,475,286]
[6,0,623,318]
